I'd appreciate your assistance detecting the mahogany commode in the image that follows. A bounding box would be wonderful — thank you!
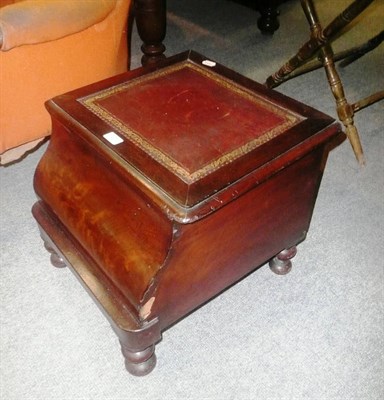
[32,51,342,376]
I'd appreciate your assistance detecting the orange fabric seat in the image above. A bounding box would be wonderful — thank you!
[0,0,132,164]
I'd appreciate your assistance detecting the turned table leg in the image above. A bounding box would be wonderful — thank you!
[134,0,166,66]
[256,0,281,35]
[269,246,297,275]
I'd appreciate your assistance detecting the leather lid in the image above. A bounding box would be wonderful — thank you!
[48,51,339,209]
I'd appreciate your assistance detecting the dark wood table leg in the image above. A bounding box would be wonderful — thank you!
[256,0,281,35]
[134,0,166,66]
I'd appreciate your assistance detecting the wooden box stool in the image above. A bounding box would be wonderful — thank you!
[32,51,342,376]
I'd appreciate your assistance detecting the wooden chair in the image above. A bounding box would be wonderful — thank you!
[265,0,384,165]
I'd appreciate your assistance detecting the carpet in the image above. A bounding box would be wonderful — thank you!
[1,0,383,399]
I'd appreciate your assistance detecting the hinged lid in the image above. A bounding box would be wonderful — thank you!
[48,51,338,208]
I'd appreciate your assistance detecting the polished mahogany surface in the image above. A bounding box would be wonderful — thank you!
[33,50,342,376]
[47,51,337,207]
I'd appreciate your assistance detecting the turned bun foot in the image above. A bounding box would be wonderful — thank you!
[269,246,297,275]
[120,343,157,377]
[43,240,66,268]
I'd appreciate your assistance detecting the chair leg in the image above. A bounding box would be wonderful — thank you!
[302,0,365,165]
[266,0,373,165]
[320,47,365,165]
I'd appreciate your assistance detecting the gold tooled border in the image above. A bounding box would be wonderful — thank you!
[79,61,303,184]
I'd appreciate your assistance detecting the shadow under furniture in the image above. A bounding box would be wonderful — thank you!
[133,0,288,66]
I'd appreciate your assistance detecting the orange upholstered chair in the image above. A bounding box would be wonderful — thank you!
[0,0,132,164]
